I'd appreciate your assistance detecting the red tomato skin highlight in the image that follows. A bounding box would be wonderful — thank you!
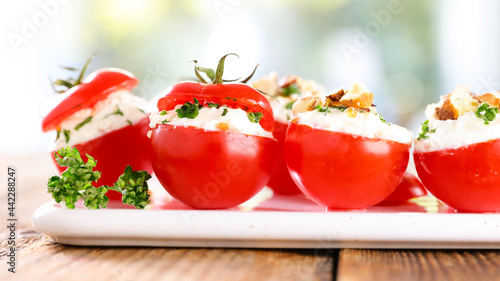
[266,120,302,195]
[52,116,153,200]
[381,173,427,203]
[285,121,410,209]
[414,139,500,212]
[151,125,278,209]
[42,68,138,132]
[157,82,274,132]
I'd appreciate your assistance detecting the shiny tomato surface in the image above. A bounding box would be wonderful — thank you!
[157,82,274,132]
[52,117,152,200]
[42,68,138,132]
[379,173,427,204]
[151,124,277,209]
[266,120,301,195]
[414,139,500,212]
[285,121,410,209]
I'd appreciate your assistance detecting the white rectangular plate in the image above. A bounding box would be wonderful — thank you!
[32,188,500,249]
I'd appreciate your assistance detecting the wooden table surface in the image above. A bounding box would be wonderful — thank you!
[2,154,500,281]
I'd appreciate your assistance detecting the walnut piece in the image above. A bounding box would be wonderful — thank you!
[339,82,374,108]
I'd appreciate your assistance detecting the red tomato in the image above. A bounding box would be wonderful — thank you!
[266,120,301,195]
[42,68,138,132]
[380,173,427,203]
[414,139,500,212]
[285,121,410,209]
[151,124,277,209]
[51,117,153,200]
[157,82,274,132]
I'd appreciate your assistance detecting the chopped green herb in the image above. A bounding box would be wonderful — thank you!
[47,146,151,209]
[222,108,229,116]
[285,101,295,110]
[226,97,237,102]
[318,107,330,114]
[161,119,169,124]
[159,110,167,115]
[127,120,133,126]
[207,102,221,108]
[417,120,436,140]
[138,108,145,114]
[332,106,347,112]
[378,114,391,126]
[63,129,70,143]
[247,112,264,123]
[104,106,124,118]
[194,98,203,109]
[281,83,300,97]
[176,98,200,119]
[475,103,498,125]
[74,116,93,131]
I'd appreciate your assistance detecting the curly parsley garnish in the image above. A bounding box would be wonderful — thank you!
[176,98,202,119]
[74,116,93,131]
[47,147,151,209]
[417,120,436,140]
[476,103,498,125]
[247,112,263,123]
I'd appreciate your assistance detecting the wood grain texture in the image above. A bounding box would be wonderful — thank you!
[1,231,333,281]
[337,249,500,281]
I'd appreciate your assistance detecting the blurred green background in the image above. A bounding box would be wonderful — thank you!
[1,0,499,154]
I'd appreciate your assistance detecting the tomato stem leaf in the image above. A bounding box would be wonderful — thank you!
[213,53,239,84]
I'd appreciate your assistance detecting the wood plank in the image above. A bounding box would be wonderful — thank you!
[1,232,334,281]
[337,249,500,281]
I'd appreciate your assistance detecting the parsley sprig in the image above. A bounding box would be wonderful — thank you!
[47,147,151,209]
[417,120,436,140]
[476,103,498,125]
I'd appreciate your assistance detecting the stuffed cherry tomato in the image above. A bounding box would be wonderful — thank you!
[252,73,325,195]
[380,173,427,204]
[42,55,152,199]
[285,82,413,209]
[149,54,278,209]
[414,89,500,212]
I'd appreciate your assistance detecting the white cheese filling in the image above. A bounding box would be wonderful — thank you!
[149,106,273,138]
[296,108,413,144]
[269,95,298,124]
[415,111,500,152]
[52,90,148,150]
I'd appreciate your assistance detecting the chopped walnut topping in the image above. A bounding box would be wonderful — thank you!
[433,90,479,120]
[292,96,322,115]
[339,82,374,109]
[278,75,298,88]
[324,89,346,107]
[478,93,500,108]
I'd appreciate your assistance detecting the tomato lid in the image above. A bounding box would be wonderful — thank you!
[42,68,138,132]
